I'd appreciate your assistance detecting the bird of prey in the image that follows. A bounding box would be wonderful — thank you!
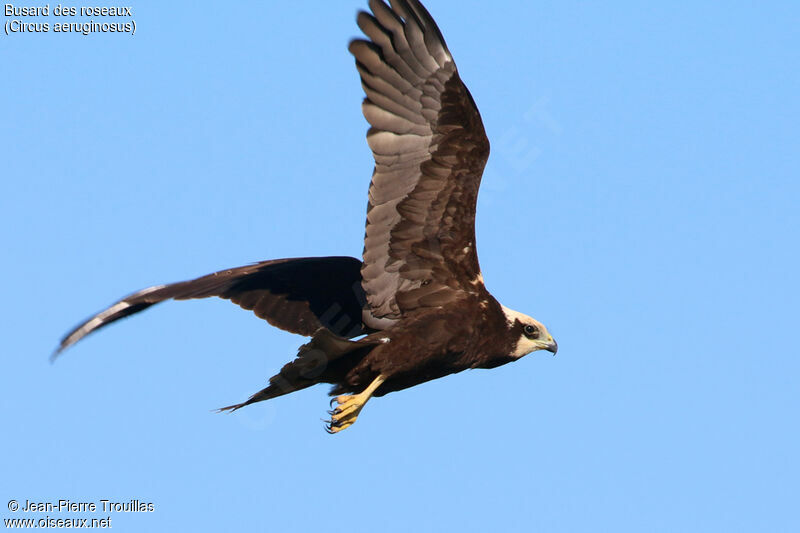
[56,0,557,433]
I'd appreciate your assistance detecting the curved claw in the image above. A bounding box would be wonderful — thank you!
[323,375,385,435]
[322,417,341,433]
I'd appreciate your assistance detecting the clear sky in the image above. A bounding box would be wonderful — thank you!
[2,1,798,531]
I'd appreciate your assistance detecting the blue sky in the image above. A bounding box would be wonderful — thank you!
[2,1,798,531]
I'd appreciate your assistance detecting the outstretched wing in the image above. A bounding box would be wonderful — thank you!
[351,0,490,320]
[55,257,368,357]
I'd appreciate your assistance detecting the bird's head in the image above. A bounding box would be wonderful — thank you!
[501,305,557,358]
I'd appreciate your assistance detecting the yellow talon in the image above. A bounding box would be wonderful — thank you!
[326,375,385,433]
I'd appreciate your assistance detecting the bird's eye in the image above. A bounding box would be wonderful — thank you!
[523,324,539,339]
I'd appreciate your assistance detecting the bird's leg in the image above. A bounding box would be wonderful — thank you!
[325,374,385,433]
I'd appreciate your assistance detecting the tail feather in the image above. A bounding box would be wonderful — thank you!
[217,328,380,411]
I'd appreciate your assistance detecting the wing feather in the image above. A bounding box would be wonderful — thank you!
[351,0,490,320]
[55,257,367,357]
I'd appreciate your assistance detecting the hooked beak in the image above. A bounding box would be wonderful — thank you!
[545,337,558,355]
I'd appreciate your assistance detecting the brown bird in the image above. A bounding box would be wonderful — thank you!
[56,0,557,433]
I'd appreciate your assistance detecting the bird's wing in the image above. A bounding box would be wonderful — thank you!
[351,0,490,320]
[55,256,367,357]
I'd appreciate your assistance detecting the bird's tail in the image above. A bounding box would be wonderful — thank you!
[217,328,380,412]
